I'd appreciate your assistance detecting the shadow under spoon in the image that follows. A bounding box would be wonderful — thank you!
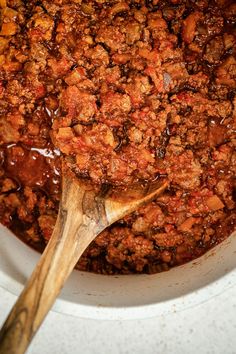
[0,173,168,354]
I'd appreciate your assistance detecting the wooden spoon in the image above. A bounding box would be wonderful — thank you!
[0,173,168,354]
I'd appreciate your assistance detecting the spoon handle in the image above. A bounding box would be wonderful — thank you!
[0,177,106,354]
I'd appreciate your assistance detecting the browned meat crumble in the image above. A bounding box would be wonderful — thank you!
[0,0,235,274]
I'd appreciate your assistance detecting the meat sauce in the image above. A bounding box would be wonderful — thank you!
[0,0,235,274]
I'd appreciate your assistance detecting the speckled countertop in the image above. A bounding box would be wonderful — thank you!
[1,285,236,354]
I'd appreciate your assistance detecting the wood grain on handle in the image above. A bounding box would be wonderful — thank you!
[0,174,168,354]
[0,176,109,354]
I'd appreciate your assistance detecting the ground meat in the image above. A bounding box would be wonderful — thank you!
[0,0,235,274]
[164,150,203,190]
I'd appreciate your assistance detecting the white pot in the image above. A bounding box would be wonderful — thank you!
[0,224,235,320]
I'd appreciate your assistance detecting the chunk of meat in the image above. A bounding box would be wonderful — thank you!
[132,204,165,233]
[215,56,236,88]
[204,36,224,64]
[125,21,141,44]
[0,112,25,144]
[153,231,184,248]
[29,14,54,41]
[182,12,203,44]
[145,66,164,92]
[101,91,131,125]
[125,75,153,107]
[96,25,125,52]
[60,86,97,124]
[109,2,129,17]
[84,45,109,66]
[165,150,202,190]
